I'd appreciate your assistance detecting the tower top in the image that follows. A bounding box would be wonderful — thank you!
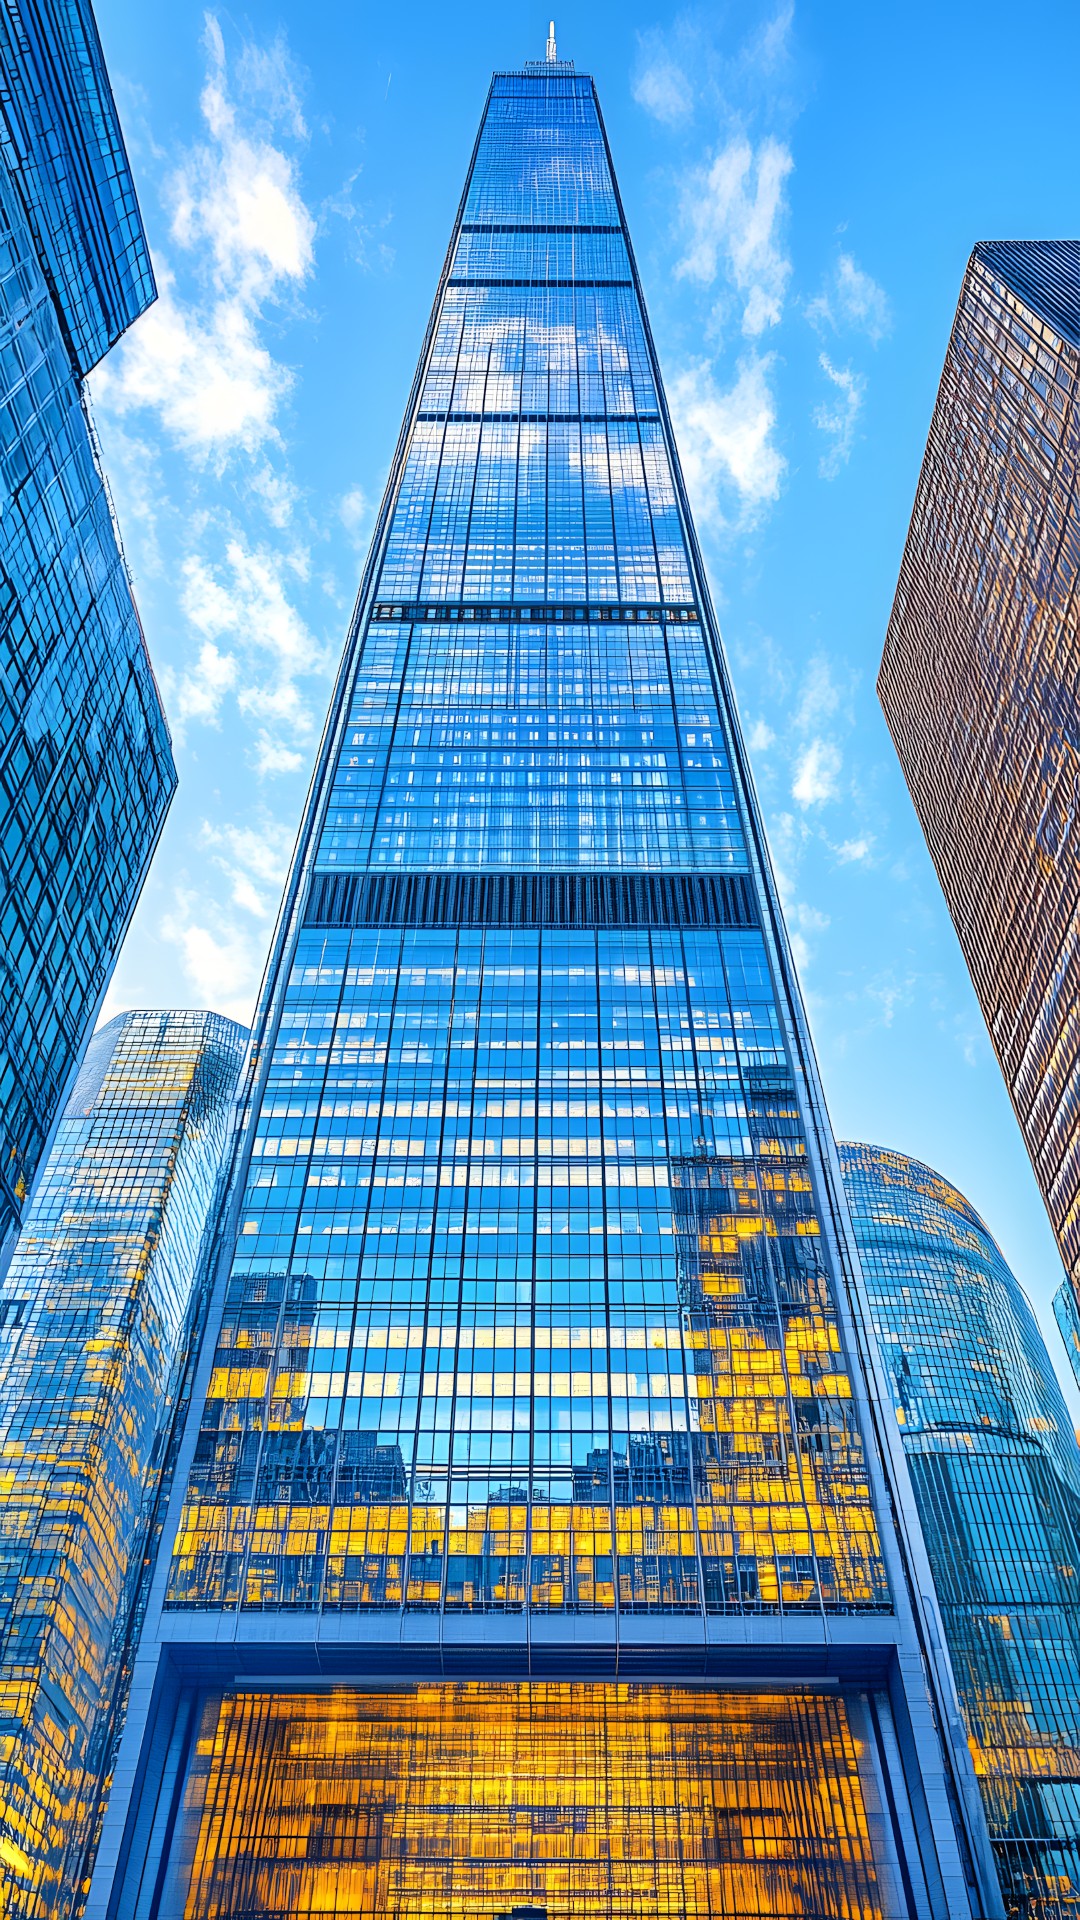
[546,19,557,60]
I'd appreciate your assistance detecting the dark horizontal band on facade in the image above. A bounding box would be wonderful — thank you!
[304,871,759,932]
[448,277,634,289]
[369,601,700,625]
[459,224,624,235]
[416,412,662,425]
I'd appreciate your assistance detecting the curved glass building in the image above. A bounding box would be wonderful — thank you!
[841,1142,1080,1919]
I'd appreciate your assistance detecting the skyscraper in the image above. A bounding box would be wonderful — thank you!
[0,0,175,1260]
[878,241,1080,1391]
[90,56,998,1919]
[0,1009,247,1920]
[842,1142,1080,1920]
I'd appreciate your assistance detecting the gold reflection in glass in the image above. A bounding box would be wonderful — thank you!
[0,1013,245,1920]
[173,1682,896,1920]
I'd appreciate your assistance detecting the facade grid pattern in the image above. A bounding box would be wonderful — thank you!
[0,2,173,1256]
[92,63,992,1920]
[842,1142,1080,1920]
[0,0,157,375]
[0,1010,247,1920]
[166,1682,910,1920]
[878,241,1080,1383]
[166,69,888,1632]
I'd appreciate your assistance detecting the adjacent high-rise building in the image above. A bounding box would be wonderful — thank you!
[0,0,175,1260]
[0,1009,247,1920]
[842,1142,1080,1920]
[89,55,1000,1919]
[878,241,1080,1393]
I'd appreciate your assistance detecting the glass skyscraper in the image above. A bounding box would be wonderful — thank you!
[0,0,175,1260]
[841,1142,1080,1920]
[89,56,999,1920]
[878,242,1080,1399]
[0,1009,247,1920]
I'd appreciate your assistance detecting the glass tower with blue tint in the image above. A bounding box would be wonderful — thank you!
[0,1010,247,1920]
[0,0,175,1260]
[841,1142,1080,1920]
[89,58,998,1920]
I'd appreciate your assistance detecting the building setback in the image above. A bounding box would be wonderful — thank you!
[0,0,176,1260]
[0,1010,247,1919]
[878,241,1080,1394]
[90,54,999,1920]
[842,1141,1080,1919]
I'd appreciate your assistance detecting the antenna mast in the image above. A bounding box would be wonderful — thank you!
[546,19,557,61]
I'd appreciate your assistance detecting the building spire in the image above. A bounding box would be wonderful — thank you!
[546,19,557,61]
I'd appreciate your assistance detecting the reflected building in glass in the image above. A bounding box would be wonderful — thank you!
[841,1143,1080,1920]
[0,0,175,1260]
[90,54,999,1920]
[0,1010,247,1920]
[878,242,1080,1398]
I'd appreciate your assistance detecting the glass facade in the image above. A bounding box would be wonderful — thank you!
[159,1682,911,1920]
[1054,1283,1080,1400]
[0,0,157,375]
[168,69,889,1634]
[0,1010,247,1920]
[842,1142,1080,1920]
[0,0,174,1261]
[878,241,1080,1391]
[88,62,994,1920]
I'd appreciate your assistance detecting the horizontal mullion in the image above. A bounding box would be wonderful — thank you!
[304,871,758,932]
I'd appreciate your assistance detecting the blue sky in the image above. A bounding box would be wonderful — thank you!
[91,0,1080,1407]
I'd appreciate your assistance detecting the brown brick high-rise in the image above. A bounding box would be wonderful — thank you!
[879,240,1080,1383]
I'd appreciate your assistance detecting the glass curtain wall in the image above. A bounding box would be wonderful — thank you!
[0,1010,246,1920]
[0,0,172,1257]
[96,62,991,1920]
[165,1682,906,1920]
[169,68,888,1634]
[841,1142,1080,1920]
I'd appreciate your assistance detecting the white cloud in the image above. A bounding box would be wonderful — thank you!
[234,29,308,141]
[93,14,314,459]
[174,20,313,296]
[766,808,810,913]
[95,274,288,455]
[252,733,306,776]
[792,737,841,807]
[161,898,265,1024]
[864,971,917,1030]
[807,252,891,342]
[835,835,874,864]
[166,637,238,733]
[789,902,829,972]
[633,34,694,126]
[180,538,327,768]
[327,179,395,274]
[668,354,785,526]
[251,464,298,527]
[340,484,372,549]
[162,812,296,1019]
[814,354,865,478]
[794,654,844,732]
[748,2,795,72]
[183,541,317,672]
[201,814,295,909]
[746,717,775,752]
[675,136,793,336]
